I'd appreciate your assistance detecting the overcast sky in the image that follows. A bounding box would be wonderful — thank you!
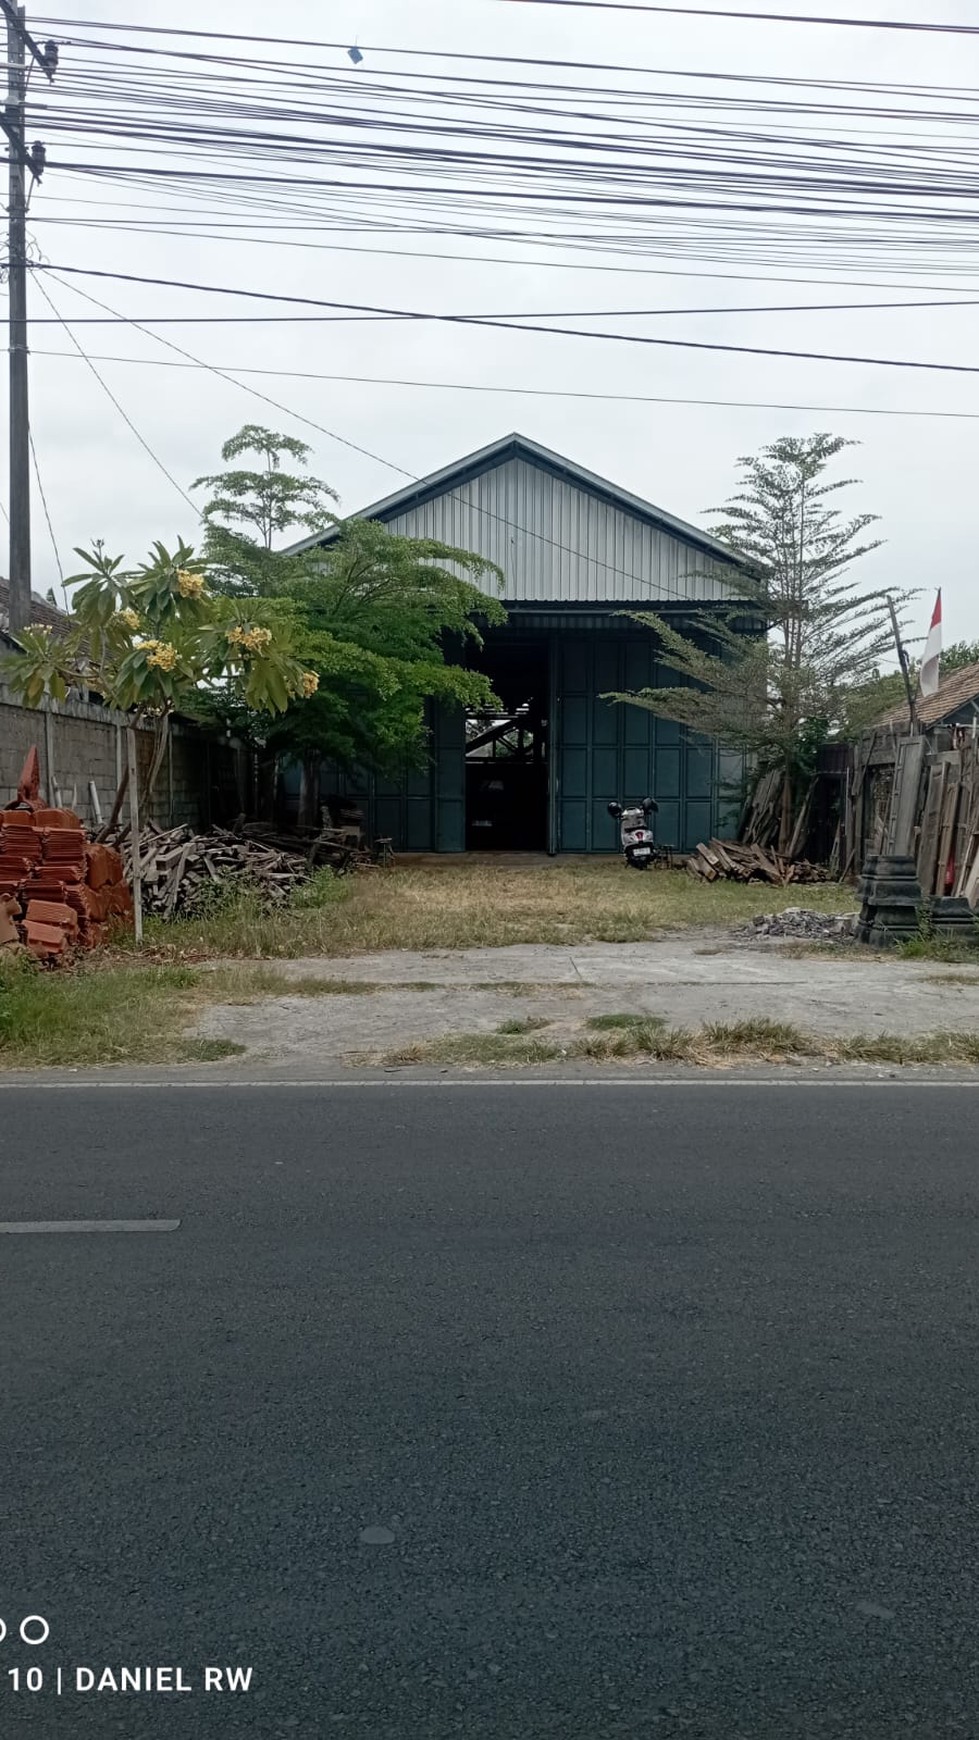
[11,0,979,654]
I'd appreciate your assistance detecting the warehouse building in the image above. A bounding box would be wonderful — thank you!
[286,433,751,855]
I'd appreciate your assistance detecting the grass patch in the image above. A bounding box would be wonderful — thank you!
[0,954,214,1069]
[387,1034,565,1067]
[377,1016,979,1070]
[472,979,582,996]
[924,972,979,987]
[773,941,866,959]
[897,934,979,963]
[586,1011,665,1031]
[119,862,856,961]
[700,1017,809,1054]
[177,1038,247,1062]
[835,1031,979,1065]
[205,968,390,1000]
[496,1016,552,1035]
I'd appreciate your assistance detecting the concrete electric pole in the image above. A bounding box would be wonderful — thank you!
[2,2,54,636]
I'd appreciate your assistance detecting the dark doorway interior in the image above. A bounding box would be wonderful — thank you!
[465,638,549,851]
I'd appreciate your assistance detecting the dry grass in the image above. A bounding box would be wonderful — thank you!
[380,1017,979,1070]
[126,862,855,960]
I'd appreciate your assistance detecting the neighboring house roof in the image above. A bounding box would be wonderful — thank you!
[0,578,70,640]
[876,661,979,731]
[284,431,750,608]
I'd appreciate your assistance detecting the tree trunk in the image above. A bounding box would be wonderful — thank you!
[143,713,171,811]
[778,769,793,856]
[298,756,321,829]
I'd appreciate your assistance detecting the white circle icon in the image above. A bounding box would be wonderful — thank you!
[20,1617,49,1646]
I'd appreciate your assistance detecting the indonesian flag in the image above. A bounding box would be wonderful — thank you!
[919,590,942,699]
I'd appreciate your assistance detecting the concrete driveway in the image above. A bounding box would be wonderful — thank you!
[194,936,979,1065]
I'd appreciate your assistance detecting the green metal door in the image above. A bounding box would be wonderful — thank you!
[553,628,718,853]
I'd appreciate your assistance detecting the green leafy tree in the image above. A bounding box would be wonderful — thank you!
[939,639,979,678]
[195,428,507,780]
[193,424,339,594]
[608,434,910,852]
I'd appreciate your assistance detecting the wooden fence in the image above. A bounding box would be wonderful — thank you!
[845,726,979,902]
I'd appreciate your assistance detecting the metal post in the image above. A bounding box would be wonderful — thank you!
[546,633,558,855]
[126,725,143,945]
[6,3,29,634]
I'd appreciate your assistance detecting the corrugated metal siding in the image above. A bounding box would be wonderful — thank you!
[553,630,719,853]
[383,458,735,607]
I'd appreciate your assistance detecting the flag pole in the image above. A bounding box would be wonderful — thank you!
[887,595,917,733]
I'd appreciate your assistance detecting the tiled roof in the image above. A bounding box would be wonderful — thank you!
[0,579,70,637]
[875,661,979,730]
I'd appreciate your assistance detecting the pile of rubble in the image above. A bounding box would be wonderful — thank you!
[0,752,132,961]
[687,838,831,886]
[740,907,858,941]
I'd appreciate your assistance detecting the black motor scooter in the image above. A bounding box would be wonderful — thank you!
[608,798,659,869]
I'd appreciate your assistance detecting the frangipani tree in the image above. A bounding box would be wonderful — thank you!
[3,537,317,801]
[1,539,318,938]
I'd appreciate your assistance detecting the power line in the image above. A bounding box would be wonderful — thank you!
[41,268,417,482]
[23,262,979,321]
[46,270,735,596]
[28,426,66,604]
[30,275,199,514]
[496,0,979,33]
[26,18,979,300]
[29,264,979,377]
[27,222,979,298]
[20,344,979,421]
[37,9,979,41]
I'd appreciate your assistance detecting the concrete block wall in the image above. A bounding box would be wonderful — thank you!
[0,690,246,829]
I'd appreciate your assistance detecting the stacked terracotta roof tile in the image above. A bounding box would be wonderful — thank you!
[0,798,133,961]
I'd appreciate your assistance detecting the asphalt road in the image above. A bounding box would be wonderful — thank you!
[2,1079,979,1739]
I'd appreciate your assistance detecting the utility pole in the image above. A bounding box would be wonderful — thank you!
[6,4,29,633]
[2,1,54,636]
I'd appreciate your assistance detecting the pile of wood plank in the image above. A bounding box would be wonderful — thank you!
[235,820,380,874]
[686,838,831,886]
[738,767,818,860]
[112,824,317,917]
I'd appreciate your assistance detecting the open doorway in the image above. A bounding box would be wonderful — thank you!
[465,638,549,851]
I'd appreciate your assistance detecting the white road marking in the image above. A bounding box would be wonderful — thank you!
[0,1078,977,1092]
[0,1220,180,1234]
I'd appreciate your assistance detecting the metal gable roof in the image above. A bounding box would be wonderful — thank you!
[284,432,746,571]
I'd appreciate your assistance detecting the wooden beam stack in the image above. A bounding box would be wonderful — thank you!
[686,837,831,886]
